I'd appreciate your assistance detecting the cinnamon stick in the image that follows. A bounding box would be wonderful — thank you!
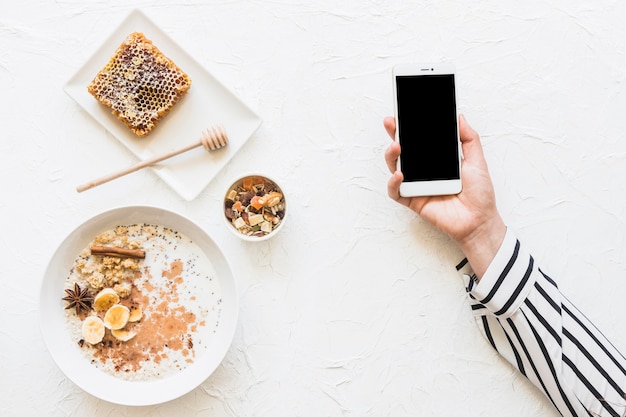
[90,246,145,259]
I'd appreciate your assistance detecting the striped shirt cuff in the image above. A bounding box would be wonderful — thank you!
[464,228,537,318]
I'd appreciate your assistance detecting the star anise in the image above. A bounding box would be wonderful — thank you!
[62,283,93,314]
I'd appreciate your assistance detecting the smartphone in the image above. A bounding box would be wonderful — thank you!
[392,63,462,197]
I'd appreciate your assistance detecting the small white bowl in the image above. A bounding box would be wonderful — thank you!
[223,174,287,242]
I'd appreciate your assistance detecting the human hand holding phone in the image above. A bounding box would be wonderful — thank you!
[383,115,506,279]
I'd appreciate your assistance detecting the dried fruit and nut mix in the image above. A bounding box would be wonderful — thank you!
[225,176,285,237]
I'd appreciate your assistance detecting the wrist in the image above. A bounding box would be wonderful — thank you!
[456,216,506,280]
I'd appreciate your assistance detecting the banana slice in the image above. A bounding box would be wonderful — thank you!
[82,316,105,345]
[111,328,136,342]
[103,304,130,330]
[93,288,120,312]
[128,305,143,322]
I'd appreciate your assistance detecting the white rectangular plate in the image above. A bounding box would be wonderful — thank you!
[65,10,262,201]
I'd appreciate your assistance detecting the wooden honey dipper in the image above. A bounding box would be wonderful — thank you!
[76,125,229,193]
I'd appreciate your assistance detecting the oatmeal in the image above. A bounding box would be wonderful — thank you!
[62,224,222,380]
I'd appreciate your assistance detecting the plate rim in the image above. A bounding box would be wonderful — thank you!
[38,205,239,406]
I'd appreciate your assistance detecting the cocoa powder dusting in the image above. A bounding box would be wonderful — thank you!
[91,260,200,374]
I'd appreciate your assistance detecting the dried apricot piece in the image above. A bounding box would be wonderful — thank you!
[250,195,263,210]
[242,177,254,190]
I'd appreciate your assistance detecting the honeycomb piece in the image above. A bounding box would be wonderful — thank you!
[87,32,192,137]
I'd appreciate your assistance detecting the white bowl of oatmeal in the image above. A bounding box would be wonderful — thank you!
[223,174,287,241]
[39,206,238,406]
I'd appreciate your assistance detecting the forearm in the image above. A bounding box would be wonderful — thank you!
[458,229,626,417]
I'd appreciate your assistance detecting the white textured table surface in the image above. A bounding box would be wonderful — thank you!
[2,1,626,416]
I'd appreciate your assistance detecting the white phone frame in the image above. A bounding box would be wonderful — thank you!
[392,63,462,197]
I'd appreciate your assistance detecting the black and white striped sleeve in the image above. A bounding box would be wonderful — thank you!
[456,228,626,417]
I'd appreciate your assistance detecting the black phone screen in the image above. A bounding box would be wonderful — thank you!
[395,74,459,182]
